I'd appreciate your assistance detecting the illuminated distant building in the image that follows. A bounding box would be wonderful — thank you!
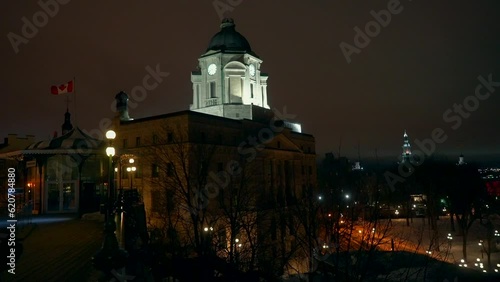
[401,130,411,163]
[457,154,467,166]
[352,161,363,171]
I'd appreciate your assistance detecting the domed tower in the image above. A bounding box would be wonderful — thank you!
[190,18,270,120]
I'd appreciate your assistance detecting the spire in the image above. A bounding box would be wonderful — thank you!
[401,130,411,163]
[61,108,73,135]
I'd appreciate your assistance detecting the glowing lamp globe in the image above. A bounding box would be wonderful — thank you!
[106,147,115,157]
[106,130,116,140]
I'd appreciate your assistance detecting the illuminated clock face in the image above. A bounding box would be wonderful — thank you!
[249,64,255,76]
[208,63,217,75]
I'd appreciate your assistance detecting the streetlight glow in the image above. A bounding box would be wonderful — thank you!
[129,158,134,164]
[105,130,116,140]
[106,147,115,157]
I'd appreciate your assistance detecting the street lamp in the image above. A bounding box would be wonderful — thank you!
[105,142,115,222]
[92,130,128,278]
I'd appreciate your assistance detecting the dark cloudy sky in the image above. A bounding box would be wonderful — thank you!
[1,0,499,162]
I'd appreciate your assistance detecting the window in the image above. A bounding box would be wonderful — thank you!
[229,77,242,98]
[152,164,159,177]
[136,137,141,147]
[277,141,281,149]
[301,165,305,175]
[167,132,173,143]
[309,166,312,175]
[122,139,128,148]
[250,84,254,98]
[152,134,158,144]
[201,132,206,142]
[167,163,174,177]
[210,81,216,98]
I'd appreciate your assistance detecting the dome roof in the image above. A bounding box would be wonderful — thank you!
[26,127,103,153]
[206,19,256,56]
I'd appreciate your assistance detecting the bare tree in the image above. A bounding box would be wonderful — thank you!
[142,122,218,257]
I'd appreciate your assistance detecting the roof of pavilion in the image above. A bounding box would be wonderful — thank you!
[0,127,105,159]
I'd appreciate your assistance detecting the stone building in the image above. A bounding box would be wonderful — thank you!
[109,18,317,274]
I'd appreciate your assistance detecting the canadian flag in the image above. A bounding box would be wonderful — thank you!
[50,80,74,95]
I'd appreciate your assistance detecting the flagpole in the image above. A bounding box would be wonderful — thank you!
[74,76,77,126]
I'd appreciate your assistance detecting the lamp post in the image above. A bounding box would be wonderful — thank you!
[126,163,136,189]
[92,130,128,278]
[105,130,116,221]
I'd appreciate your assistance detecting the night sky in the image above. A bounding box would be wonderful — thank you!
[1,0,499,162]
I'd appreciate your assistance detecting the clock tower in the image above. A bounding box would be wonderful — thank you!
[190,18,270,120]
